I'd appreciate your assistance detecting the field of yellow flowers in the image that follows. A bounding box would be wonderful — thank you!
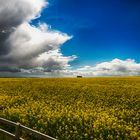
[0,77,140,139]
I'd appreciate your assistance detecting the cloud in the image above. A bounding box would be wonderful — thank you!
[0,0,46,29]
[0,0,75,75]
[68,58,140,76]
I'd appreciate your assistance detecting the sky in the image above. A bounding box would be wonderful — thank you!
[0,0,140,77]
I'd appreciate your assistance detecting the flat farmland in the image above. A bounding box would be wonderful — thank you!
[0,77,140,140]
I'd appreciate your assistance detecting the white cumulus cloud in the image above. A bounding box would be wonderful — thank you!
[69,58,140,76]
[0,0,76,75]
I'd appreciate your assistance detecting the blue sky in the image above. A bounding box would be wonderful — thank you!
[33,0,140,68]
[1,0,140,76]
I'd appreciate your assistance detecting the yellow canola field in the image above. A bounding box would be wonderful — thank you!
[0,77,140,140]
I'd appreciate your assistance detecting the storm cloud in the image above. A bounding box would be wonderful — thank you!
[0,0,76,75]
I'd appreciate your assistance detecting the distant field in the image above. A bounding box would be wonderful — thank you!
[0,77,140,140]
